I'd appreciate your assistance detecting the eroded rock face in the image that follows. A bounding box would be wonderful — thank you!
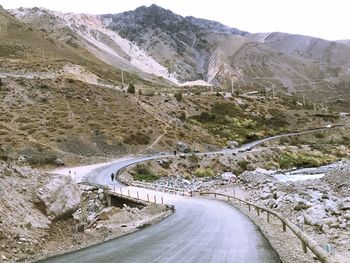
[36,175,81,221]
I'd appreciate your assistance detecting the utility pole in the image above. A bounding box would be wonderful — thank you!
[230,76,234,94]
[302,93,306,107]
[121,70,124,88]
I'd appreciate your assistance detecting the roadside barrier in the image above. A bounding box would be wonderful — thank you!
[79,181,165,205]
[131,180,190,196]
[200,192,340,263]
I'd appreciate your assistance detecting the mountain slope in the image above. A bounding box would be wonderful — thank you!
[250,32,350,67]
[5,4,350,99]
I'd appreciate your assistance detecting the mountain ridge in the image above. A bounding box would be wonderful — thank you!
[3,4,350,99]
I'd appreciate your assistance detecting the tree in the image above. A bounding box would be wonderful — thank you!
[174,91,182,101]
[127,83,136,94]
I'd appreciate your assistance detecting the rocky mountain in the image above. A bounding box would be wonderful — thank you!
[4,4,350,100]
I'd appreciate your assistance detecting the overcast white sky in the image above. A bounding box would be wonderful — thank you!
[1,0,349,40]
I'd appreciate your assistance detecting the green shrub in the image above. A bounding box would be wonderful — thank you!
[237,160,249,170]
[132,164,158,182]
[127,83,136,94]
[197,111,215,122]
[194,167,215,177]
[174,91,182,101]
[278,152,334,169]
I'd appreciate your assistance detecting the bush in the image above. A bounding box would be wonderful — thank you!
[194,167,215,177]
[178,111,186,121]
[197,111,215,122]
[174,91,182,101]
[237,160,249,170]
[127,83,136,94]
[277,152,334,169]
[138,89,143,95]
[132,164,158,182]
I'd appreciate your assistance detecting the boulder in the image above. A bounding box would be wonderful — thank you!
[265,199,278,208]
[338,198,350,210]
[303,205,327,226]
[157,159,172,169]
[36,175,81,221]
[343,212,350,220]
[260,192,273,200]
[227,141,239,148]
[221,172,236,181]
[176,141,190,153]
[324,200,339,214]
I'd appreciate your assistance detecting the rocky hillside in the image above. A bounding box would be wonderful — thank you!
[6,4,350,101]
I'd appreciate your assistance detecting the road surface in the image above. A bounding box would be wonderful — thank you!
[38,196,280,263]
[42,127,345,262]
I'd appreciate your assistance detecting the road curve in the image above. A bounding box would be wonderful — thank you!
[37,197,281,263]
[39,127,345,262]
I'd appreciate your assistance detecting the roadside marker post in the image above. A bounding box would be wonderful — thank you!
[229,176,237,197]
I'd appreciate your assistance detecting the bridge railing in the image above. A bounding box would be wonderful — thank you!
[200,192,339,263]
[79,181,166,205]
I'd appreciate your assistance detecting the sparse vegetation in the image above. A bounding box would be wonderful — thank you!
[174,91,182,101]
[127,83,136,94]
[277,152,335,169]
[194,167,215,177]
[132,164,158,182]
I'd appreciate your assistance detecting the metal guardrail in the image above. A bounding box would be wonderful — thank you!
[131,181,190,196]
[200,192,340,263]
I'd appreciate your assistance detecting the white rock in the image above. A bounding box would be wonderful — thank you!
[343,212,350,220]
[322,217,337,226]
[303,205,327,226]
[36,175,81,221]
[95,224,103,230]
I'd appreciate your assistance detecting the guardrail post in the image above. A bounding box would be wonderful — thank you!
[257,208,260,216]
[248,204,251,211]
[282,221,286,232]
[227,196,230,201]
[128,189,130,197]
[161,197,163,204]
[302,241,307,253]
[114,185,115,192]
[267,212,270,223]
[147,194,149,202]
[120,187,122,195]
[137,191,139,200]
[154,195,157,203]
[214,193,217,198]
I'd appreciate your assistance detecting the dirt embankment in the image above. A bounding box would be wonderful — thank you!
[0,160,171,263]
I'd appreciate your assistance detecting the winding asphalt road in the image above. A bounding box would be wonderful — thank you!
[38,126,344,262]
